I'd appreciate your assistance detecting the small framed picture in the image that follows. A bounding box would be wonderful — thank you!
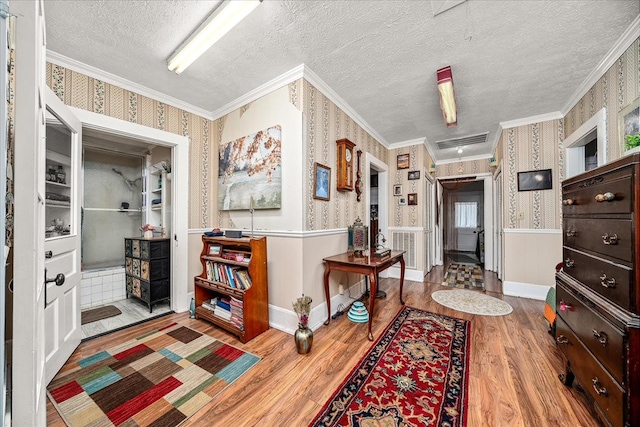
[398,197,407,206]
[407,170,420,180]
[408,193,417,205]
[313,162,331,201]
[619,96,640,151]
[393,184,402,196]
[397,153,410,169]
[209,245,222,256]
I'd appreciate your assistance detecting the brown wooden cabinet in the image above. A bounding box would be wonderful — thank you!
[556,154,640,427]
[194,235,269,343]
[125,237,170,313]
[336,138,355,191]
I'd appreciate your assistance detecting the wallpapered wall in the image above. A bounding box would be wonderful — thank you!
[390,145,427,227]
[565,37,640,161]
[302,80,389,231]
[434,158,493,178]
[500,120,564,230]
[46,63,217,230]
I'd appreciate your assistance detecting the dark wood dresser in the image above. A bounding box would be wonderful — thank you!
[557,154,640,427]
[125,237,170,312]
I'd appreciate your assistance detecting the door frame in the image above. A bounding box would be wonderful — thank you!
[69,108,190,313]
[435,172,494,271]
[365,153,388,276]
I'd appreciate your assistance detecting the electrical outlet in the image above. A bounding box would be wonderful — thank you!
[338,284,344,295]
[517,212,525,220]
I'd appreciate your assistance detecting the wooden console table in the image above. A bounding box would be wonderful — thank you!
[322,250,406,340]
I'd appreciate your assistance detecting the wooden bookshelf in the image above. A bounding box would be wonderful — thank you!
[194,235,269,343]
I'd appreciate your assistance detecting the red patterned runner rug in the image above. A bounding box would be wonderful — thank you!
[47,322,260,426]
[310,306,470,426]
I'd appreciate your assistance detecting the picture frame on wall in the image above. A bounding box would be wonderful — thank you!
[397,154,410,169]
[407,170,420,180]
[398,197,407,206]
[619,96,640,153]
[408,193,417,205]
[313,162,331,201]
[393,184,402,196]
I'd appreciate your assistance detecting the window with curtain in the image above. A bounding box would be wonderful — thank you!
[454,201,477,228]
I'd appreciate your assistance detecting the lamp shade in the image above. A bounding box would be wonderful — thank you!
[437,66,457,127]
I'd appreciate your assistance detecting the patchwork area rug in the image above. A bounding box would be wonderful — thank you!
[432,289,513,316]
[48,322,260,426]
[310,306,470,427]
[81,305,122,325]
[442,263,485,290]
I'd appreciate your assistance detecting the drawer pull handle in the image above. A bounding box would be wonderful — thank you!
[599,273,616,288]
[592,378,608,396]
[601,233,618,245]
[556,335,569,345]
[595,192,615,202]
[559,301,573,312]
[592,330,608,346]
[562,198,575,206]
[564,258,575,268]
[565,229,577,238]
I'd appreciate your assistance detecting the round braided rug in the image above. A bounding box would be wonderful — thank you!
[431,289,513,316]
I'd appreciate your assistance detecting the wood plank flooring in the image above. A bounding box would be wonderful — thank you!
[47,267,599,426]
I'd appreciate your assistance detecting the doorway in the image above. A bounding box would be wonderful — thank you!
[366,153,389,265]
[70,108,189,341]
[441,178,485,266]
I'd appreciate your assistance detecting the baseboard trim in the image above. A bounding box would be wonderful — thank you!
[268,282,365,335]
[503,280,550,301]
[386,267,424,283]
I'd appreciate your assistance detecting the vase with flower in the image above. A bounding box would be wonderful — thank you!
[292,294,313,354]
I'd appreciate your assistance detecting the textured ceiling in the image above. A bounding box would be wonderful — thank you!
[44,0,639,162]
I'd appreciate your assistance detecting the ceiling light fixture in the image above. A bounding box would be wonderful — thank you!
[436,66,457,127]
[167,0,262,74]
[457,147,463,154]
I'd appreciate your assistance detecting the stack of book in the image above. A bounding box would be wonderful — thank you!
[229,297,244,331]
[213,296,232,321]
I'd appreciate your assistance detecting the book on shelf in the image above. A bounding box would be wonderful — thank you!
[213,306,232,321]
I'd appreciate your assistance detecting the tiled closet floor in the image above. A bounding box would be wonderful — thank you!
[81,298,172,340]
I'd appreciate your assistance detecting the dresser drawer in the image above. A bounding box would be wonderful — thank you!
[562,166,633,215]
[556,315,625,427]
[557,282,625,384]
[564,217,633,263]
[563,247,634,313]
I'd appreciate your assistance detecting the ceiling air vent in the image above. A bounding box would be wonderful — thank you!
[435,132,488,150]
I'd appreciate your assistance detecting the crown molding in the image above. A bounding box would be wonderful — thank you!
[46,51,213,119]
[210,64,304,119]
[388,137,426,150]
[302,66,389,147]
[562,14,640,116]
[499,111,563,130]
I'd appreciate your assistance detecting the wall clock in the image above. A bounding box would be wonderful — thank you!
[336,138,355,191]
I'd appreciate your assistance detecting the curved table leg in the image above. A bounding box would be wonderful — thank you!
[323,265,331,325]
[367,271,377,341]
[399,255,406,305]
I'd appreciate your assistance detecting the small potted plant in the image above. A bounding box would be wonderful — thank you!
[161,160,172,180]
[292,294,313,354]
[624,133,640,155]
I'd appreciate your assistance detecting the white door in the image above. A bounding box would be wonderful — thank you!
[43,88,83,384]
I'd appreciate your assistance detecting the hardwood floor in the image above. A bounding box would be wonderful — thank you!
[47,267,599,426]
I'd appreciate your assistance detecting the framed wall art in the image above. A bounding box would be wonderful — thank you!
[408,170,420,180]
[393,184,402,196]
[218,124,282,210]
[398,197,407,206]
[313,162,331,201]
[619,96,640,152]
[408,193,417,205]
[397,153,410,169]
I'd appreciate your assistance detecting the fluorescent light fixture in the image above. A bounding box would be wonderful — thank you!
[168,0,262,74]
[437,65,457,127]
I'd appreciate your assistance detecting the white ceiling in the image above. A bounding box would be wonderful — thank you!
[43,0,639,162]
